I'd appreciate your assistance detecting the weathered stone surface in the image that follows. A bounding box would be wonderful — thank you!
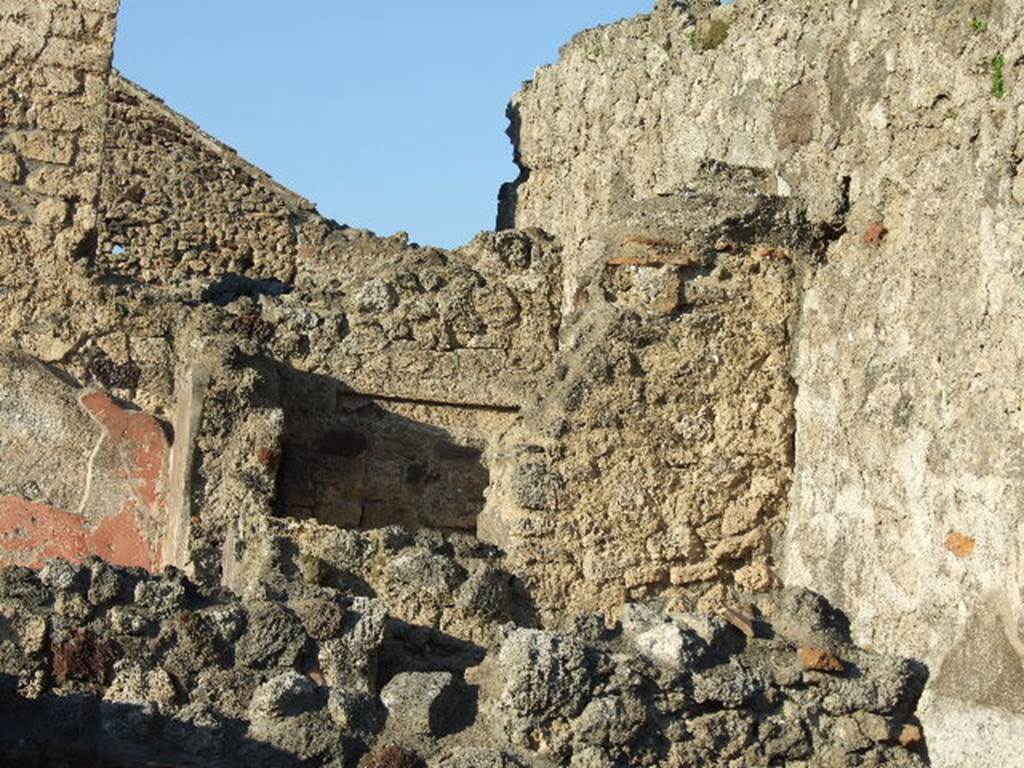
[483,169,807,618]
[52,627,117,685]
[0,560,928,767]
[0,0,1019,764]
[236,601,308,671]
[632,622,706,670]
[247,672,345,764]
[380,671,457,736]
[0,0,119,351]
[499,0,1024,760]
[756,586,852,652]
[98,76,316,286]
[327,687,383,735]
[494,629,595,757]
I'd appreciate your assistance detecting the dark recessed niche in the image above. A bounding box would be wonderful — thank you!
[406,462,429,484]
[317,429,369,458]
[435,442,483,462]
[273,369,491,534]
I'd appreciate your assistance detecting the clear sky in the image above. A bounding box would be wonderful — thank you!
[113,1,654,249]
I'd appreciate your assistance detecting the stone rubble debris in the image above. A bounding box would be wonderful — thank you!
[0,539,928,767]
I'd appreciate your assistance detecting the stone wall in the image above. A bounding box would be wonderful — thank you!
[0,0,565,583]
[0,0,158,573]
[0,557,930,768]
[289,227,562,408]
[97,75,321,285]
[499,0,1024,762]
[161,225,562,585]
[482,166,810,621]
[2,1,1020,762]
[0,0,120,343]
[88,72,565,575]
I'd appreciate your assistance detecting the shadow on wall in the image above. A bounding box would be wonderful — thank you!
[272,366,491,534]
[0,678,301,768]
[496,103,528,232]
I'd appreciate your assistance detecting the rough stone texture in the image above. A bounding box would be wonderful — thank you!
[483,167,809,619]
[97,75,321,285]
[0,45,563,583]
[159,332,544,589]
[288,226,562,408]
[1,0,564,583]
[96,76,564,410]
[238,515,516,647]
[0,0,120,350]
[0,560,928,767]
[1,0,1022,763]
[380,671,457,736]
[364,746,426,768]
[499,0,1024,760]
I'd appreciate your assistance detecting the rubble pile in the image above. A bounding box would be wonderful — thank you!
[1,535,927,767]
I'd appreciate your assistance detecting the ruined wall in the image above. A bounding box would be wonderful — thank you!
[500,0,1024,763]
[95,74,563,405]
[0,0,120,345]
[0,0,170,574]
[88,73,564,573]
[483,166,809,621]
[97,75,322,285]
[289,227,562,408]
[2,0,1019,762]
[0,2,178,418]
[0,1,565,585]
[164,224,562,585]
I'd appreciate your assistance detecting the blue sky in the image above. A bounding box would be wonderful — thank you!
[114,1,653,249]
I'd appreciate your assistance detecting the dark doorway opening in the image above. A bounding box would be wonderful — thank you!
[274,369,490,534]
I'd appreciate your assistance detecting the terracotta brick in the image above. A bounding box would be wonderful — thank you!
[799,647,845,674]
[945,531,976,558]
[863,222,888,247]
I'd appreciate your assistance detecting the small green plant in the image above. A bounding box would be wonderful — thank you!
[970,16,989,34]
[991,53,1006,98]
[690,19,730,52]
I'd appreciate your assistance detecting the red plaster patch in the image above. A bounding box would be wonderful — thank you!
[0,392,169,573]
[88,502,159,570]
[0,496,157,571]
[80,391,168,510]
[0,497,89,567]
